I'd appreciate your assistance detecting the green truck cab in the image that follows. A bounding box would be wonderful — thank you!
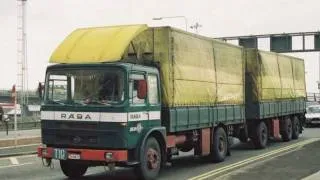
[38,24,306,180]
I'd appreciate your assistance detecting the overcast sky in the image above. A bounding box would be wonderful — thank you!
[0,0,319,92]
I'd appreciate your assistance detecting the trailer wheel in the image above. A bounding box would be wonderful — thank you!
[252,121,268,149]
[291,116,300,140]
[134,136,161,180]
[210,127,228,162]
[281,117,292,142]
[60,160,88,179]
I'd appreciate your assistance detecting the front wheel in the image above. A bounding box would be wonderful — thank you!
[60,160,88,179]
[134,137,162,180]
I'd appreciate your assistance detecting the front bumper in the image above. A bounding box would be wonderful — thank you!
[37,146,128,162]
[306,118,320,124]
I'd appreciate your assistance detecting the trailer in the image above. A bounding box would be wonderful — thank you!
[37,24,306,180]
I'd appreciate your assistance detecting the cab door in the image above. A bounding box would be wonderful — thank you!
[128,72,149,133]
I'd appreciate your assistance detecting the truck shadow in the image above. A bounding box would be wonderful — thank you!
[63,139,297,180]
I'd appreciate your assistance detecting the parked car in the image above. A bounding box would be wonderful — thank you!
[305,105,320,126]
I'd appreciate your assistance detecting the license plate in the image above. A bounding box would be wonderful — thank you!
[53,148,67,160]
[68,153,81,160]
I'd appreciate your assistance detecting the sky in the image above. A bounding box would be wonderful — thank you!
[0,0,319,92]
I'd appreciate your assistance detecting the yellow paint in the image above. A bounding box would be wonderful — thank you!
[188,138,319,180]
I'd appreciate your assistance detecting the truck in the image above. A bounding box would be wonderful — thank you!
[37,24,306,180]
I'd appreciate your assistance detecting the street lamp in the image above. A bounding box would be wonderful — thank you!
[152,16,188,32]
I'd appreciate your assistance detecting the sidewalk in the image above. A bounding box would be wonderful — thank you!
[0,129,41,148]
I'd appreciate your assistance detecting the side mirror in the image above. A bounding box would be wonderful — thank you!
[37,82,44,99]
[137,80,147,99]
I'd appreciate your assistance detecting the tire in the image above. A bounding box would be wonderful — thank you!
[281,117,292,142]
[134,137,161,180]
[239,128,248,143]
[292,116,300,140]
[210,127,228,162]
[252,121,268,149]
[60,160,88,179]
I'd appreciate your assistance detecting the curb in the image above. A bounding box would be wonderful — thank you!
[0,136,41,148]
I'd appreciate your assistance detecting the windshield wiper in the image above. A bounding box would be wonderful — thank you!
[82,100,111,105]
[46,100,65,105]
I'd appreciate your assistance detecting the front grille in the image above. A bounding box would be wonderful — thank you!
[56,135,98,145]
[55,122,98,130]
[41,120,127,149]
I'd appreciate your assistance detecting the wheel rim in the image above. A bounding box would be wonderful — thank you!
[147,148,159,170]
[218,137,225,153]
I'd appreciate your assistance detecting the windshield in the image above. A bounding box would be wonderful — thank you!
[44,68,125,105]
[307,106,320,113]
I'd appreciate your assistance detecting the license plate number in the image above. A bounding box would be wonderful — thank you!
[68,153,81,160]
[53,149,67,160]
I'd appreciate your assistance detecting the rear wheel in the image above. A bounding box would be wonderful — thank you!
[252,121,268,149]
[134,137,161,180]
[60,160,88,179]
[292,116,300,140]
[210,127,228,162]
[281,117,292,142]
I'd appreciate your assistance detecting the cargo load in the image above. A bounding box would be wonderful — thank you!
[245,49,306,102]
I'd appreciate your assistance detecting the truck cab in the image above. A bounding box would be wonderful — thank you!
[38,62,164,177]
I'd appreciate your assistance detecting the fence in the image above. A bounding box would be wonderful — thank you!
[307,93,320,102]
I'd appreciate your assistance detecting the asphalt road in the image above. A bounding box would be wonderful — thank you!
[0,127,319,180]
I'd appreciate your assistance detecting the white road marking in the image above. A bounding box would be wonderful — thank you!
[0,162,33,169]
[9,157,19,165]
[302,170,320,180]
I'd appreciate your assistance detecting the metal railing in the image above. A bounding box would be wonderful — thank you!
[307,93,320,102]
[0,121,40,131]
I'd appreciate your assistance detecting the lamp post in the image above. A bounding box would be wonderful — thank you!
[152,16,188,32]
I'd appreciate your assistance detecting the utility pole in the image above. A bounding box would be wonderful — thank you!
[16,0,28,145]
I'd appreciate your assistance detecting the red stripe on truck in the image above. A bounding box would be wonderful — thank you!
[37,146,128,162]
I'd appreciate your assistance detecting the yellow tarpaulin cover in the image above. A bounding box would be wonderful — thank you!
[245,49,306,102]
[50,24,148,63]
[129,27,245,106]
[49,25,245,106]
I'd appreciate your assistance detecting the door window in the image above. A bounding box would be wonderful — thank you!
[129,74,146,105]
[148,75,159,105]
